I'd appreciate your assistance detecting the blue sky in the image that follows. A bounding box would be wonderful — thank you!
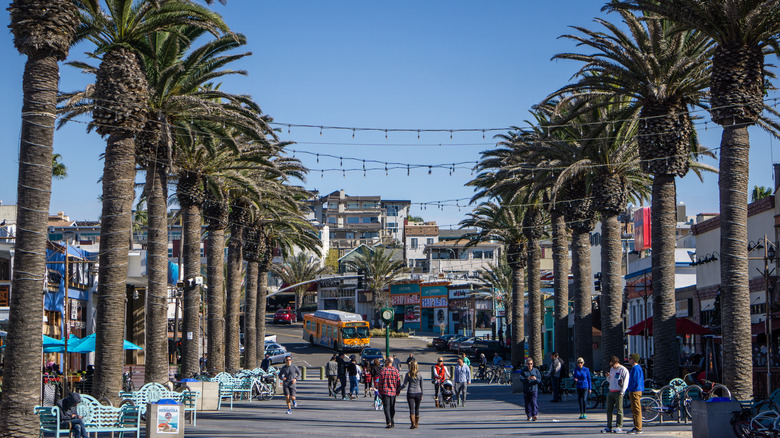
[1,1,779,228]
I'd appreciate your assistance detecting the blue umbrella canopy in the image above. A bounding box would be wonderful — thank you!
[70,334,143,353]
[43,335,64,347]
[43,335,82,353]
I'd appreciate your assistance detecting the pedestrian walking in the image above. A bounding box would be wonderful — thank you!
[406,353,415,368]
[399,358,424,429]
[325,354,339,397]
[393,354,401,370]
[431,357,450,408]
[347,355,360,399]
[459,352,471,367]
[573,357,592,419]
[453,357,472,407]
[377,357,401,428]
[333,352,349,400]
[627,353,645,434]
[548,352,563,402]
[371,358,382,391]
[519,357,542,421]
[280,356,301,415]
[362,360,371,397]
[261,353,272,372]
[602,356,629,433]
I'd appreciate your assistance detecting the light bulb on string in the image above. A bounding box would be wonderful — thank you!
[288,125,291,134]
[319,126,323,135]
[407,165,410,176]
[316,154,319,163]
[417,130,420,140]
[428,166,432,175]
[343,169,346,178]
[321,170,324,178]
[482,130,485,139]
[385,163,388,176]
[362,160,365,171]
[450,130,453,140]
[364,169,366,178]
[340,157,343,167]
[352,128,355,138]
[385,129,388,140]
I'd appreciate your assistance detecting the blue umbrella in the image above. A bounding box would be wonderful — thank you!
[43,335,82,353]
[0,335,66,352]
[70,334,143,353]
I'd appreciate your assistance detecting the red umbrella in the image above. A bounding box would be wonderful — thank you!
[626,316,712,336]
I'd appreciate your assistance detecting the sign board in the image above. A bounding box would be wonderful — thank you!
[434,308,447,326]
[449,288,470,300]
[421,285,448,297]
[391,294,421,306]
[404,305,420,323]
[421,296,447,308]
[186,332,193,340]
[156,404,180,434]
[391,283,420,295]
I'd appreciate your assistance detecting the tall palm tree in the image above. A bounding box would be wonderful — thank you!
[73,0,229,399]
[1,2,78,435]
[461,200,528,366]
[611,0,780,401]
[551,7,715,382]
[273,253,331,315]
[475,255,513,332]
[345,247,408,323]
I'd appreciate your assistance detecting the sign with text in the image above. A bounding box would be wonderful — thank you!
[421,285,448,297]
[449,288,470,300]
[422,296,448,308]
[156,404,180,434]
[391,283,420,295]
[404,304,421,323]
[391,294,421,306]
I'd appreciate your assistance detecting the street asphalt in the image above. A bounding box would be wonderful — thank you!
[174,322,695,437]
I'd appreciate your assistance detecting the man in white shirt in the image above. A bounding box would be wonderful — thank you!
[602,356,629,433]
[453,357,472,407]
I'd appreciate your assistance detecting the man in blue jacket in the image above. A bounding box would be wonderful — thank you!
[519,357,542,421]
[627,353,645,434]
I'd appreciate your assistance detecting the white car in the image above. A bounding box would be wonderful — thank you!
[265,345,291,364]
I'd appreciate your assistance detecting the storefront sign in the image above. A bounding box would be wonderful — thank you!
[391,294,421,306]
[319,279,342,288]
[422,296,448,308]
[391,283,420,295]
[449,288,470,299]
[449,300,469,311]
[342,278,358,286]
[421,285,448,297]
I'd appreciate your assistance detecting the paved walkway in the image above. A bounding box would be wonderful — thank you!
[182,381,694,437]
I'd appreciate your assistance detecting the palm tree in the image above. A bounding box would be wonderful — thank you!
[475,255,513,326]
[551,7,715,382]
[752,185,773,202]
[273,253,330,316]
[611,0,780,401]
[73,0,229,399]
[1,2,78,435]
[52,154,68,180]
[461,200,528,366]
[345,247,408,323]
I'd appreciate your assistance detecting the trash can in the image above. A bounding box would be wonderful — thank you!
[146,399,185,438]
[690,399,741,438]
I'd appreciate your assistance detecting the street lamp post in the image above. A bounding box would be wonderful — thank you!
[749,234,776,396]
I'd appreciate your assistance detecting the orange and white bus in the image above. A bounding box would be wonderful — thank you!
[302,310,370,352]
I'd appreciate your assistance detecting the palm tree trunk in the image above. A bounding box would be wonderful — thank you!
[527,238,543,363]
[206,227,226,375]
[719,124,752,400]
[651,174,678,383]
[509,258,526,366]
[0,52,58,437]
[256,270,268,364]
[93,131,136,402]
[572,231,593,368]
[180,203,202,377]
[600,214,623,372]
[224,225,242,373]
[552,212,570,362]
[244,261,257,370]
[144,162,169,383]
[237,261,257,372]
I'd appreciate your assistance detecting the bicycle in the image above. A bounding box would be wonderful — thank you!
[251,374,276,401]
[122,370,135,392]
[641,384,690,423]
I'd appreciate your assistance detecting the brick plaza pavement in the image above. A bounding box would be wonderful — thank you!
[181,380,695,437]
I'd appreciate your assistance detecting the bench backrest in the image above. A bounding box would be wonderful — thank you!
[35,406,61,431]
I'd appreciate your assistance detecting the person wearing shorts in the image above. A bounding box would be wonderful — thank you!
[280,356,301,414]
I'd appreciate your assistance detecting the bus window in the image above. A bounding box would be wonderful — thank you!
[316,323,321,335]
[341,326,369,339]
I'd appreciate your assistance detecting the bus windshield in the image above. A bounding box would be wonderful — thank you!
[341,326,369,339]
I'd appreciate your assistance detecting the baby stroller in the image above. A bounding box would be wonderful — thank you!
[372,388,383,411]
[440,380,456,408]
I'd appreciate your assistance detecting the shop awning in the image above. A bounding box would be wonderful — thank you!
[626,316,712,336]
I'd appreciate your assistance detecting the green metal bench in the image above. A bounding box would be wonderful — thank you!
[37,395,141,438]
[120,382,199,426]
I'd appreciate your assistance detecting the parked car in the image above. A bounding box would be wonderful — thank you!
[360,347,384,363]
[273,308,297,324]
[447,335,469,352]
[265,345,291,364]
[457,337,476,355]
[265,342,287,353]
[432,334,458,351]
[471,340,508,361]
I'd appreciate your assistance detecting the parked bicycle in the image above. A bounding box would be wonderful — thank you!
[122,370,135,392]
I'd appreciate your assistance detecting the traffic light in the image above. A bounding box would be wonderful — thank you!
[594,272,602,291]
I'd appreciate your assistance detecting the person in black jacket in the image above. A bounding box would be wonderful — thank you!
[57,393,87,438]
[333,352,349,400]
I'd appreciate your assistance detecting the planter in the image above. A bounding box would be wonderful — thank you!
[690,399,741,438]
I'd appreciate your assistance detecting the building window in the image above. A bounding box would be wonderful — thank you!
[590,232,601,246]
[387,206,399,216]
[347,217,359,224]
[473,250,483,259]
[363,202,378,209]
[362,216,379,224]
[327,217,336,224]
[410,238,418,250]
[168,248,173,258]
[346,232,355,239]
[347,202,360,210]
[362,232,378,239]
[426,238,434,245]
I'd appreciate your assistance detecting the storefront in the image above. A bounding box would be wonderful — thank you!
[390,283,421,331]
[421,284,448,333]
[448,286,470,335]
